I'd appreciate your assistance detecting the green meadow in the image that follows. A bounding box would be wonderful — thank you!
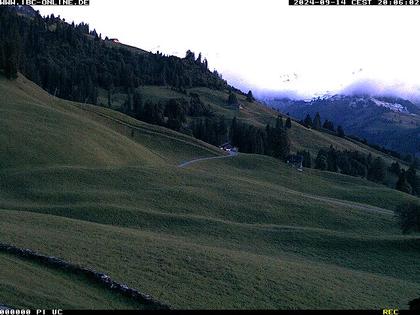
[0,252,149,309]
[0,75,419,309]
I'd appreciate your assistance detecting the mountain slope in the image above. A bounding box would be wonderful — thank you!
[0,252,148,309]
[0,75,223,169]
[1,5,413,168]
[114,84,409,168]
[269,95,420,156]
[0,76,419,309]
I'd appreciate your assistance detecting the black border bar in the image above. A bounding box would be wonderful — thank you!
[2,310,417,315]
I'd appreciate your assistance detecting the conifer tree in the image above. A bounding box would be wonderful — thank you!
[185,50,195,62]
[266,122,290,160]
[394,202,420,234]
[303,114,313,128]
[230,117,238,145]
[133,91,143,119]
[107,84,113,107]
[217,116,228,144]
[285,117,292,129]
[409,297,420,310]
[396,171,412,194]
[228,92,238,106]
[4,40,18,79]
[315,150,328,170]
[323,119,335,131]
[0,41,5,71]
[337,125,345,138]
[275,115,284,129]
[406,164,420,196]
[246,90,254,102]
[327,145,338,172]
[389,162,401,176]
[368,157,387,183]
[313,112,322,130]
[165,99,186,131]
[196,53,202,64]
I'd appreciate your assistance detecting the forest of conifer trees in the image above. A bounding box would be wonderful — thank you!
[0,6,227,104]
[1,5,419,198]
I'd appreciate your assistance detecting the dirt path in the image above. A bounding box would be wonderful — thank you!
[178,151,237,168]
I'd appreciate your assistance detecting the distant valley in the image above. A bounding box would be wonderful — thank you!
[266,94,420,157]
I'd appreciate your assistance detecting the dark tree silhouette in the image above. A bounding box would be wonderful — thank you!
[389,161,401,176]
[275,115,284,129]
[410,297,420,310]
[303,114,313,128]
[229,117,289,160]
[246,90,254,102]
[228,92,238,106]
[322,119,335,131]
[0,7,227,104]
[285,117,292,129]
[313,112,322,130]
[337,125,345,138]
[394,202,420,234]
[396,170,412,194]
[185,50,195,62]
[4,40,18,79]
[165,99,187,131]
[406,164,420,196]
[196,52,202,64]
[368,157,387,183]
[315,150,328,170]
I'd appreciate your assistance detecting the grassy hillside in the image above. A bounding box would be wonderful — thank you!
[0,252,149,309]
[100,84,407,166]
[0,75,222,168]
[0,75,419,309]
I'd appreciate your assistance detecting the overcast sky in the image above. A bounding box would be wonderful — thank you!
[37,1,420,100]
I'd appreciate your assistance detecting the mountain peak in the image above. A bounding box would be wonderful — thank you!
[369,97,409,114]
[311,93,419,115]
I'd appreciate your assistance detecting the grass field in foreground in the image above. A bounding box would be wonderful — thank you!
[1,155,419,309]
[0,75,419,309]
[0,252,150,309]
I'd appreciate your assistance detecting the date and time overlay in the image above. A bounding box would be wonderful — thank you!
[0,0,420,5]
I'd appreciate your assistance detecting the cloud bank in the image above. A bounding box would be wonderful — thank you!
[340,80,420,103]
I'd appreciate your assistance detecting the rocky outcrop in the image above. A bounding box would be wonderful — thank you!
[0,243,170,310]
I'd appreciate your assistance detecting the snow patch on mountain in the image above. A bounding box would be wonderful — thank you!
[370,98,409,113]
[312,94,412,113]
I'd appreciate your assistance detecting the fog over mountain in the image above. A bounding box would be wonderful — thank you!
[340,80,420,105]
[37,0,420,105]
[257,79,420,106]
[264,83,420,156]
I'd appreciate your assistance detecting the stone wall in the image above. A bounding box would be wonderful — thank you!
[0,243,170,310]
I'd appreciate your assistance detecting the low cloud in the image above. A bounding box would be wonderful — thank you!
[340,80,420,104]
